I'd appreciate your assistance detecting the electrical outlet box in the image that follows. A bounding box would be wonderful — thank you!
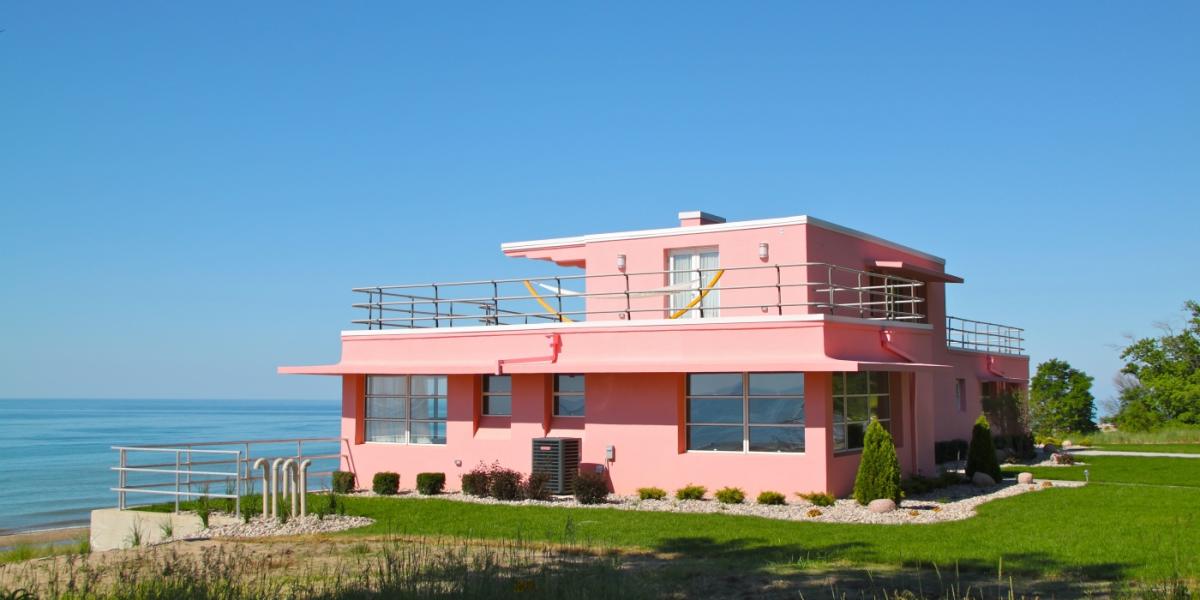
[605,445,615,461]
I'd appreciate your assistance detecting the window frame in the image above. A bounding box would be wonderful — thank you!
[832,372,891,453]
[668,247,720,319]
[364,375,447,445]
[481,374,512,416]
[955,378,967,413]
[685,372,805,454]
[552,374,585,417]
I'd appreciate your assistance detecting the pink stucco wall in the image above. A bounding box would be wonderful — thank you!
[338,370,932,497]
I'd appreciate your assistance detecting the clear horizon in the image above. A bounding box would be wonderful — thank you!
[2,3,1198,412]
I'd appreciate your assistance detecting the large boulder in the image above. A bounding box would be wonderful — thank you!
[1042,443,1058,454]
[972,472,997,487]
[1017,472,1034,484]
[867,498,897,513]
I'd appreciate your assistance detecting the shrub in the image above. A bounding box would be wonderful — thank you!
[933,439,969,464]
[573,471,609,505]
[675,484,707,501]
[900,474,937,496]
[461,464,491,497]
[966,415,1003,482]
[796,491,835,507]
[852,417,903,505]
[372,471,400,495]
[936,470,965,487]
[637,487,667,501]
[523,472,552,501]
[714,487,745,504]
[806,508,822,517]
[416,472,446,495]
[993,433,1037,460]
[756,491,786,505]
[488,467,524,501]
[332,471,356,494]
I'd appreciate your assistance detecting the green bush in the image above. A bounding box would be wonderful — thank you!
[852,417,903,505]
[714,487,745,504]
[372,471,400,496]
[756,491,786,505]
[523,472,551,501]
[415,472,446,495]
[461,464,491,497]
[637,487,667,500]
[675,484,707,501]
[488,467,524,501]
[966,415,1003,482]
[796,491,835,507]
[332,471,356,494]
[573,471,609,505]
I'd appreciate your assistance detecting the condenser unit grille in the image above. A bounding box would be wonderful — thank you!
[531,437,582,494]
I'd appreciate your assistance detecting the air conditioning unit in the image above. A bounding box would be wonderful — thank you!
[531,437,582,495]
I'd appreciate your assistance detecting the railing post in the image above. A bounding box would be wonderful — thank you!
[118,448,127,510]
[235,451,242,519]
[555,277,564,322]
[774,265,782,315]
[623,272,631,320]
[432,284,440,328]
[857,272,864,318]
[174,450,181,513]
[827,265,834,313]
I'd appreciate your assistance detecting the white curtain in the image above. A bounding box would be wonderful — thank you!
[669,250,720,319]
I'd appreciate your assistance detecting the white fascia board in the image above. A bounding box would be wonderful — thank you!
[500,214,946,265]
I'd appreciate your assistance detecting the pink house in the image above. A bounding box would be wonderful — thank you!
[280,211,1028,497]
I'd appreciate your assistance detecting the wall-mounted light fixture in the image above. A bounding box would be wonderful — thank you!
[616,254,627,271]
[758,242,769,261]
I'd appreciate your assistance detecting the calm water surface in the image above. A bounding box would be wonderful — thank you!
[0,399,339,535]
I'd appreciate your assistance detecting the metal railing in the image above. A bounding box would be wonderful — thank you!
[945,316,1025,355]
[353,263,926,329]
[112,437,346,516]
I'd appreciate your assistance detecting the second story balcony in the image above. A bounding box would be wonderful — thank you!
[353,262,927,330]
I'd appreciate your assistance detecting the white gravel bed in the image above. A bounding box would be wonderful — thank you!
[174,514,374,540]
[353,478,1084,525]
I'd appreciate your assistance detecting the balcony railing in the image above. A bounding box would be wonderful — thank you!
[945,316,1025,355]
[353,263,925,329]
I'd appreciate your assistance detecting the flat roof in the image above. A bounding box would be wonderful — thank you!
[501,214,946,265]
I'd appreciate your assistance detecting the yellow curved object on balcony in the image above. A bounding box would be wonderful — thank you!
[669,269,725,319]
[523,280,574,323]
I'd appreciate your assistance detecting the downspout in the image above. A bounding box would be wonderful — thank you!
[879,328,916,363]
[496,333,562,375]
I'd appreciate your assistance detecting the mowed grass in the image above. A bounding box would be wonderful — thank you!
[1090,443,1200,454]
[336,476,1200,581]
[1003,454,1200,487]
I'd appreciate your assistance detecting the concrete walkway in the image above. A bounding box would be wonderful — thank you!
[1068,449,1200,459]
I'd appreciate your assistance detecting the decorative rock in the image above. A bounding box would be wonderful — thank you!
[1017,472,1034,484]
[972,472,997,487]
[867,498,897,513]
[1043,443,1058,454]
[1063,439,1074,448]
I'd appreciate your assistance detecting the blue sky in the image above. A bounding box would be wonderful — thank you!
[1,3,1197,411]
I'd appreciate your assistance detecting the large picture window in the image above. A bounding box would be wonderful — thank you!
[365,375,447,445]
[832,372,890,452]
[686,373,805,453]
[482,375,512,416]
[553,374,585,417]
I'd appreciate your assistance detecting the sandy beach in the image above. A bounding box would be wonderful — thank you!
[0,527,88,550]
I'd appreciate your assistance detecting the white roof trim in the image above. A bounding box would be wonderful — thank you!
[501,214,946,265]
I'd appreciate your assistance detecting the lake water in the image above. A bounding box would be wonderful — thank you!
[0,398,340,535]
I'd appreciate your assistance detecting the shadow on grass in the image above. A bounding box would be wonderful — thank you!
[646,535,1130,597]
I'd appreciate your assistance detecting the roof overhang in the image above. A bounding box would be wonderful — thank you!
[501,215,946,265]
[872,260,963,284]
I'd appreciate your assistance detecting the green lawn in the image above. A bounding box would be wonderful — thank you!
[1003,454,1200,487]
[1090,443,1200,454]
[335,474,1200,581]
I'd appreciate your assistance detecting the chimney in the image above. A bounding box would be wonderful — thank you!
[678,211,726,227]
